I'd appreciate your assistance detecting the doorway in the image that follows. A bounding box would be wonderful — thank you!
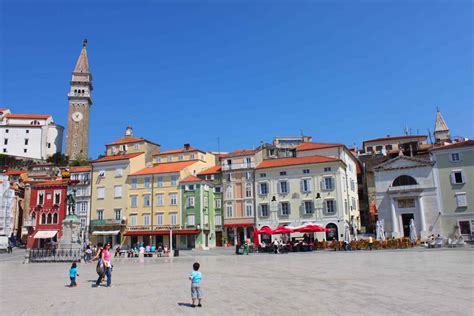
[326,223,338,241]
[216,232,223,247]
[401,213,414,237]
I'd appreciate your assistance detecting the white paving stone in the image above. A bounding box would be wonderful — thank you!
[0,248,473,316]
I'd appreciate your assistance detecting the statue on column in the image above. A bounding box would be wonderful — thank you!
[67,190,76,216]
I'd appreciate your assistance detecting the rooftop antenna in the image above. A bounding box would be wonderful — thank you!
[404,126,409,136]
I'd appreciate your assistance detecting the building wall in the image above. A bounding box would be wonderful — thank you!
[432,146,474,238]
[375,162,441,239]
[27,184,68,248]
[70,171,91,241]
[255,161,350,240]
[364,136,428,153]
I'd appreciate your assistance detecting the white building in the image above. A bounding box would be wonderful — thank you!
[0,108,64,160]
[255,142,360,241]
[69,166,91,242]
[374,155,441,239]
[0,174,15,236]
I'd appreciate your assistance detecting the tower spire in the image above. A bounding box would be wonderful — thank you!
[73,39,90,74]
[434,108,450,144]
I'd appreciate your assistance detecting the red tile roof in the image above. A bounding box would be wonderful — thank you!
[5,113,51,119]
[2,170,26,176]
[181,175,204,183]
[364,135,427,143]
[69,166,91,173]
[256,155,341,169]
[130,160,198,176]
[106,136,145,146]
[198,165,221,175]
[0,108,9,112]
[296,142,343,151]
[430,140,474,151]
[31,179,70,187]
[222,149,257,157]
[91,152,144,163]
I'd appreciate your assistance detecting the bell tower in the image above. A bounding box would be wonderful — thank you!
[66,39,93,161]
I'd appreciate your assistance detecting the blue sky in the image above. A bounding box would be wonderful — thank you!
[1,0,472,159]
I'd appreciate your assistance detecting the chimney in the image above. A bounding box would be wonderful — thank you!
[184,144,190,151]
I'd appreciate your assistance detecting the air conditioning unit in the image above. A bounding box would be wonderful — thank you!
[98,170,105,177]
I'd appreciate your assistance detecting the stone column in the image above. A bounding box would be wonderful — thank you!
[233,227,238,245]
[417,195,427,237]
[243,226,248,241]
[390,198,399,238]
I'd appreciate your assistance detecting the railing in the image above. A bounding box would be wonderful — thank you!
[387,184,422,193]
[222,163,255,171]
[127,225,181,231]
[90,219,125,227]
[28,248,81,263]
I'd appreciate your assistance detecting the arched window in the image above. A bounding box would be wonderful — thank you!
[47,213,52,224]
[41,213,46,224]
[392,175,417,187]
[31,212,36,223]
[53,213,58,224]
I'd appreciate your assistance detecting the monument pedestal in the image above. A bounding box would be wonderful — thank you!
[59,215,82,250]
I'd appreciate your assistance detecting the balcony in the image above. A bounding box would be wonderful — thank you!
[222,163,255,171]
[91,219,126,228]
[387,184,422,193]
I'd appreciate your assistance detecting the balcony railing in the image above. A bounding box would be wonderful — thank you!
[387,184,422,193]
[127,225,181,231]
[90,219,126,227]
[222,163,255,171]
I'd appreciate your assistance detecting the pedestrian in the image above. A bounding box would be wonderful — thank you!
[85,245,92,263]
[102,243,112,287]
[368,236,373,251]
[243,240,249,255]
[7,239,12,254]
[92,243,105,286]
[189,262,202,308]
[69,262,79,287]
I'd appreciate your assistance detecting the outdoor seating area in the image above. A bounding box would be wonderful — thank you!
[114,244,176,258]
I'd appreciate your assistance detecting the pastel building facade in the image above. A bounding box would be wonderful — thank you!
[124,146,215,248]
[431,141,474,240]
[221,150,257,245]
[180,175,217,249]
[90,127,158,246]
[69,166,91,241]
[255,155,355,241]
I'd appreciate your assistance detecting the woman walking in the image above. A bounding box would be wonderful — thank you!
[92,243,104,287]
[102,243,112,287]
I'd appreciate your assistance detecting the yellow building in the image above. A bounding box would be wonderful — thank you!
[124,145,215,248]
[89,126,160,246]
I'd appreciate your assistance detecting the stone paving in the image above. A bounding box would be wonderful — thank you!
[0,247,473,316]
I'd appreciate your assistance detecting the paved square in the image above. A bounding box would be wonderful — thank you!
[0,248,473,315]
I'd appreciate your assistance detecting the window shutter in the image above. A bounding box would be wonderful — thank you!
[450,172,456,184]
[300,180,304,192]
[278,203,282,215]
[320,180,324,190]
[277,182,281,194]
[311,201,314,213]
[461,171,466,184]
[299,203,303,215]
[288,203,291,214]
[308,180,312,192]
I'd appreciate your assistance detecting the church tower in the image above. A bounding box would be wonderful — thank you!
[434,108,450,144]
[66,39,92,160]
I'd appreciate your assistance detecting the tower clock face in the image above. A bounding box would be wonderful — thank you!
[72,111,83,122]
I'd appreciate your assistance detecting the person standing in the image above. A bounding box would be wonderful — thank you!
[69,262,79,287]
[102,243,112,287]
[189,262,202,308]
[92,243,104,286]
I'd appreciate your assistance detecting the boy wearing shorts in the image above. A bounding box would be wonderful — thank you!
[189,262,202,308]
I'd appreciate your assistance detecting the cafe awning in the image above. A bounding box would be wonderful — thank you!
[33,230,58,239]
[92,230,120,236]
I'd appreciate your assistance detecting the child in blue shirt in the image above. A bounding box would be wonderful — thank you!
[189,262,202,308]
[69,262,79,287]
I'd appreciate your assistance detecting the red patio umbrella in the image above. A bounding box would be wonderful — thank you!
[273,226,294,234]
[258,226,274,235]
[294,224,331,233]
